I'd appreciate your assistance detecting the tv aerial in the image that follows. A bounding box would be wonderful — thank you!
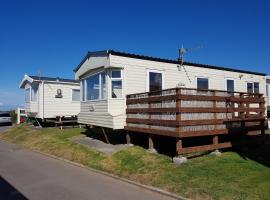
[177,45,203,83]
[178,44,202,65]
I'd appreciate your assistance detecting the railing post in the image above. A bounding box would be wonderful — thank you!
[176,88,182,156]
[148,92,151,129]
[246,93,251,118]
[239,93,245,127]
[212,91,219,149]
[259,94,266,136]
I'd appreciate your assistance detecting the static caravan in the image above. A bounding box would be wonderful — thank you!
[74,50,267,130]
[19,75,80,121]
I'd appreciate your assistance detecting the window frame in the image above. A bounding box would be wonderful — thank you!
[82,70,107,102]
[25,88,31,102]
[30,86,38,102]
[196,77,209,90]
[225,78,235,93]
[247,82,260,94]
[146,69,164,92]
[110,69,123,99]
[72,89,80,102]
[266,84,269,97]
[81,80,86,102]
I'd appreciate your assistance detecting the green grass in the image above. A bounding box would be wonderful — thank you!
[1,125,270,200]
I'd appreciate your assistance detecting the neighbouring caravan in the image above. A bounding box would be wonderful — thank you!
[19,75,80,121]
[74,50,267,130]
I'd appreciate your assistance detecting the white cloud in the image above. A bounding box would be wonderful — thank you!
[0,102,3,106]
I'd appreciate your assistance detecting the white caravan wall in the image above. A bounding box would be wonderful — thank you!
[110,55,266,95]
[109,55,266,129]
[79,100,114,128]
[40,83,80,118]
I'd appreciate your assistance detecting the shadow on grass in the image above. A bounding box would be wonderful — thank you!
[231,139,270,168]
[0,176,27,200]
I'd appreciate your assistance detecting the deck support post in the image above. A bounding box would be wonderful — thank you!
[148,134,157,153]
[211,135,221,156]
[213,135,218,146]
[101,127,110,144]
[125,131,132,146]
[174,139,187,164]
[176,138,182,156]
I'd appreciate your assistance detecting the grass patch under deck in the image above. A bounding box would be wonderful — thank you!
[1,125,270,200]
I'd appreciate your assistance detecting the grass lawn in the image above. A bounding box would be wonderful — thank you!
[1,125,270,200]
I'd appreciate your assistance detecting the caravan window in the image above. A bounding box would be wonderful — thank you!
[254,82,259,94]
[84,71,106,101]
[101,72,106,99]
[247,82,260,94]
[111,70,122,98]
[25,88,30,102]
[197,78,209,90]
[226,79,235,92]
[72,89,80,101]
[87,74,99,100]
[31,86,38,102]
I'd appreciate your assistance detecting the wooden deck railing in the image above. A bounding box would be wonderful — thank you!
[125,87,266,155]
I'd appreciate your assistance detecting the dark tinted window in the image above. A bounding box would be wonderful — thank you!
[0,113,10,117]
[111,70,121,78]
[227,79,234,92]
[254,82,259,94]
[149,72,162,92]
[247,82,253,93]
[197,78,209,90]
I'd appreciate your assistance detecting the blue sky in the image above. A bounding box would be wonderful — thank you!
[0,0,269,110]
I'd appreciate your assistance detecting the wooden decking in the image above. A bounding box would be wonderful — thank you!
[124,87,267,155]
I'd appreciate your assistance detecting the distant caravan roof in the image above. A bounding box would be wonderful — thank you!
[28,75,79,83]
[19,74,79,88]
[74,49,266,76]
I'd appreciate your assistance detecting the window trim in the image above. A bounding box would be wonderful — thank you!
[196,76,209,90]
[71,89,80,102]
[146,69,164,92]
[110,69,123,99]
[25,88,31,102]
[30,86,38,102]
[266,84,269,97]
[81,80,86,102]
[82,70,107,102]
[225,78,235,93]
[247,81,260,94]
